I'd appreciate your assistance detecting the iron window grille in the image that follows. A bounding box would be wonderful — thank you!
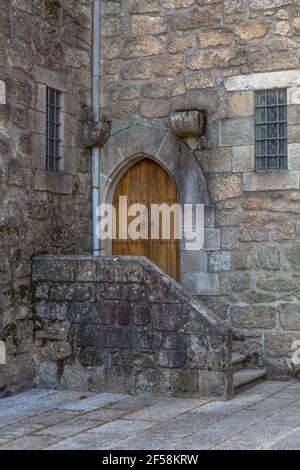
[255,89,287,172]
[46,87,61,172]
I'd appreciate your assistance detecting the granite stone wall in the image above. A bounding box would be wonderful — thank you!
[0,0,92,396]
[100,0,300,380]
[1,0,300,396]
[32,255,233,399]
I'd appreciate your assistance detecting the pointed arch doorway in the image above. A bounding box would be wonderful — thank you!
[112,158,180,281]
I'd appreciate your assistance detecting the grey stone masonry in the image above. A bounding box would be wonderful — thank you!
[0,0,92,396]
[32,256,233,400]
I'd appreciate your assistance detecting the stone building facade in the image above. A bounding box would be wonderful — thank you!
[1,0,300,397]
[0,0,92,395]
[99,0,300,382]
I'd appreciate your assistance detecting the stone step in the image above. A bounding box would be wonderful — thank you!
[232,353,247,372]
[234,369,267,395]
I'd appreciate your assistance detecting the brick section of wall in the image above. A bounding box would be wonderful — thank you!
[0,1,92,396]
[32,256,233,399]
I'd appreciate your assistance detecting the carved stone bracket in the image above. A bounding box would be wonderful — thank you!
[81,105,111,148]
[170,109,207,138]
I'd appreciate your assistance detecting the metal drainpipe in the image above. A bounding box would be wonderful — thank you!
[92,0,101,256]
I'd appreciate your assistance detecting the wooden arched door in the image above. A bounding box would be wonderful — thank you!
[112,158,180,281]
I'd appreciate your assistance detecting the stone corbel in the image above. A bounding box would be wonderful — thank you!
[81,105,111,148]
[170,109,207,150]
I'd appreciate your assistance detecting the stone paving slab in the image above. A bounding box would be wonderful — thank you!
[58,393,130,412]
[0,389,59,412]
[124,398,207,422]
[0,381,300,450]
[87,419,156,436]
[269,427,300,450]
[38,417,102,438]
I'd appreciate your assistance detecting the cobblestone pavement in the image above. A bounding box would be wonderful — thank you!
[0,381,299,450]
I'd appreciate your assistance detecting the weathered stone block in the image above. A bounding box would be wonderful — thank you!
[32,258,72,282]
[227,91,254,118]
[188,334,230,372]
[288,144,300,170]
[36,303,67,321]
[232,146,255,172]
[249,0,293,9]
[162,333,187,350]
[141,81,171,98]
[198,370,230,399]
[197,29,233,48]
[278,303,300,331]
[199,147,232,173]
[157,350,187,368]
[34,361,59,389]
[204,228,221,250]
[128,0,160,14]
[170,6,220,31]
[0,80,6,105]
[36,321,71,341]
[232,250,252,270]
[258,246,281,271]
[216,211,240,227]
[219,272,251,294]
[131,16,168,35]
[150,55,183,77]
[182,272,220,296]
[167,33,193,55]
[230,304,276,329]
[187,48,236,71]
[122,36,163,59]
[256,275,297,293]
[208,174,242,202]
[60,364,90,391]
[224,0,246,14]
[152,305,182,331]
[133,304,151,326]
[234,21,268,40]
[122,283,148,301]
[116,303,131,326]
[240,214,296,242]
[182,250,208,273]
[285,243,300,270]
[41,340,72,361]
[140,98,172,118]
[265,332,300,358]
[224,70,300,92]
[209,252,231,272]
[79,347,104,367]
[219,118,254,147]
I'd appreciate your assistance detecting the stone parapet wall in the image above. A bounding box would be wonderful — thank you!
[32,256,233,399]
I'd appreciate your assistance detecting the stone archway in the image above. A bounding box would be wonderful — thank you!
[100,123,209,288]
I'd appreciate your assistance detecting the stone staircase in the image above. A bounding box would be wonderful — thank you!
[232,353,266,395]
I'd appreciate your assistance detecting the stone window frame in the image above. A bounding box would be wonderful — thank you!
[254,88,288,172]
[46,86,62,173]
[222,70,300,192]
[31,69,77,195]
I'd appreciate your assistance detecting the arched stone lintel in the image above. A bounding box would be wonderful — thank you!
[101,124,209,208]
[100,124,209,292]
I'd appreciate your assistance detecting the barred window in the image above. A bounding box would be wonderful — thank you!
[255,89,287,172]
[46,87,61,172]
